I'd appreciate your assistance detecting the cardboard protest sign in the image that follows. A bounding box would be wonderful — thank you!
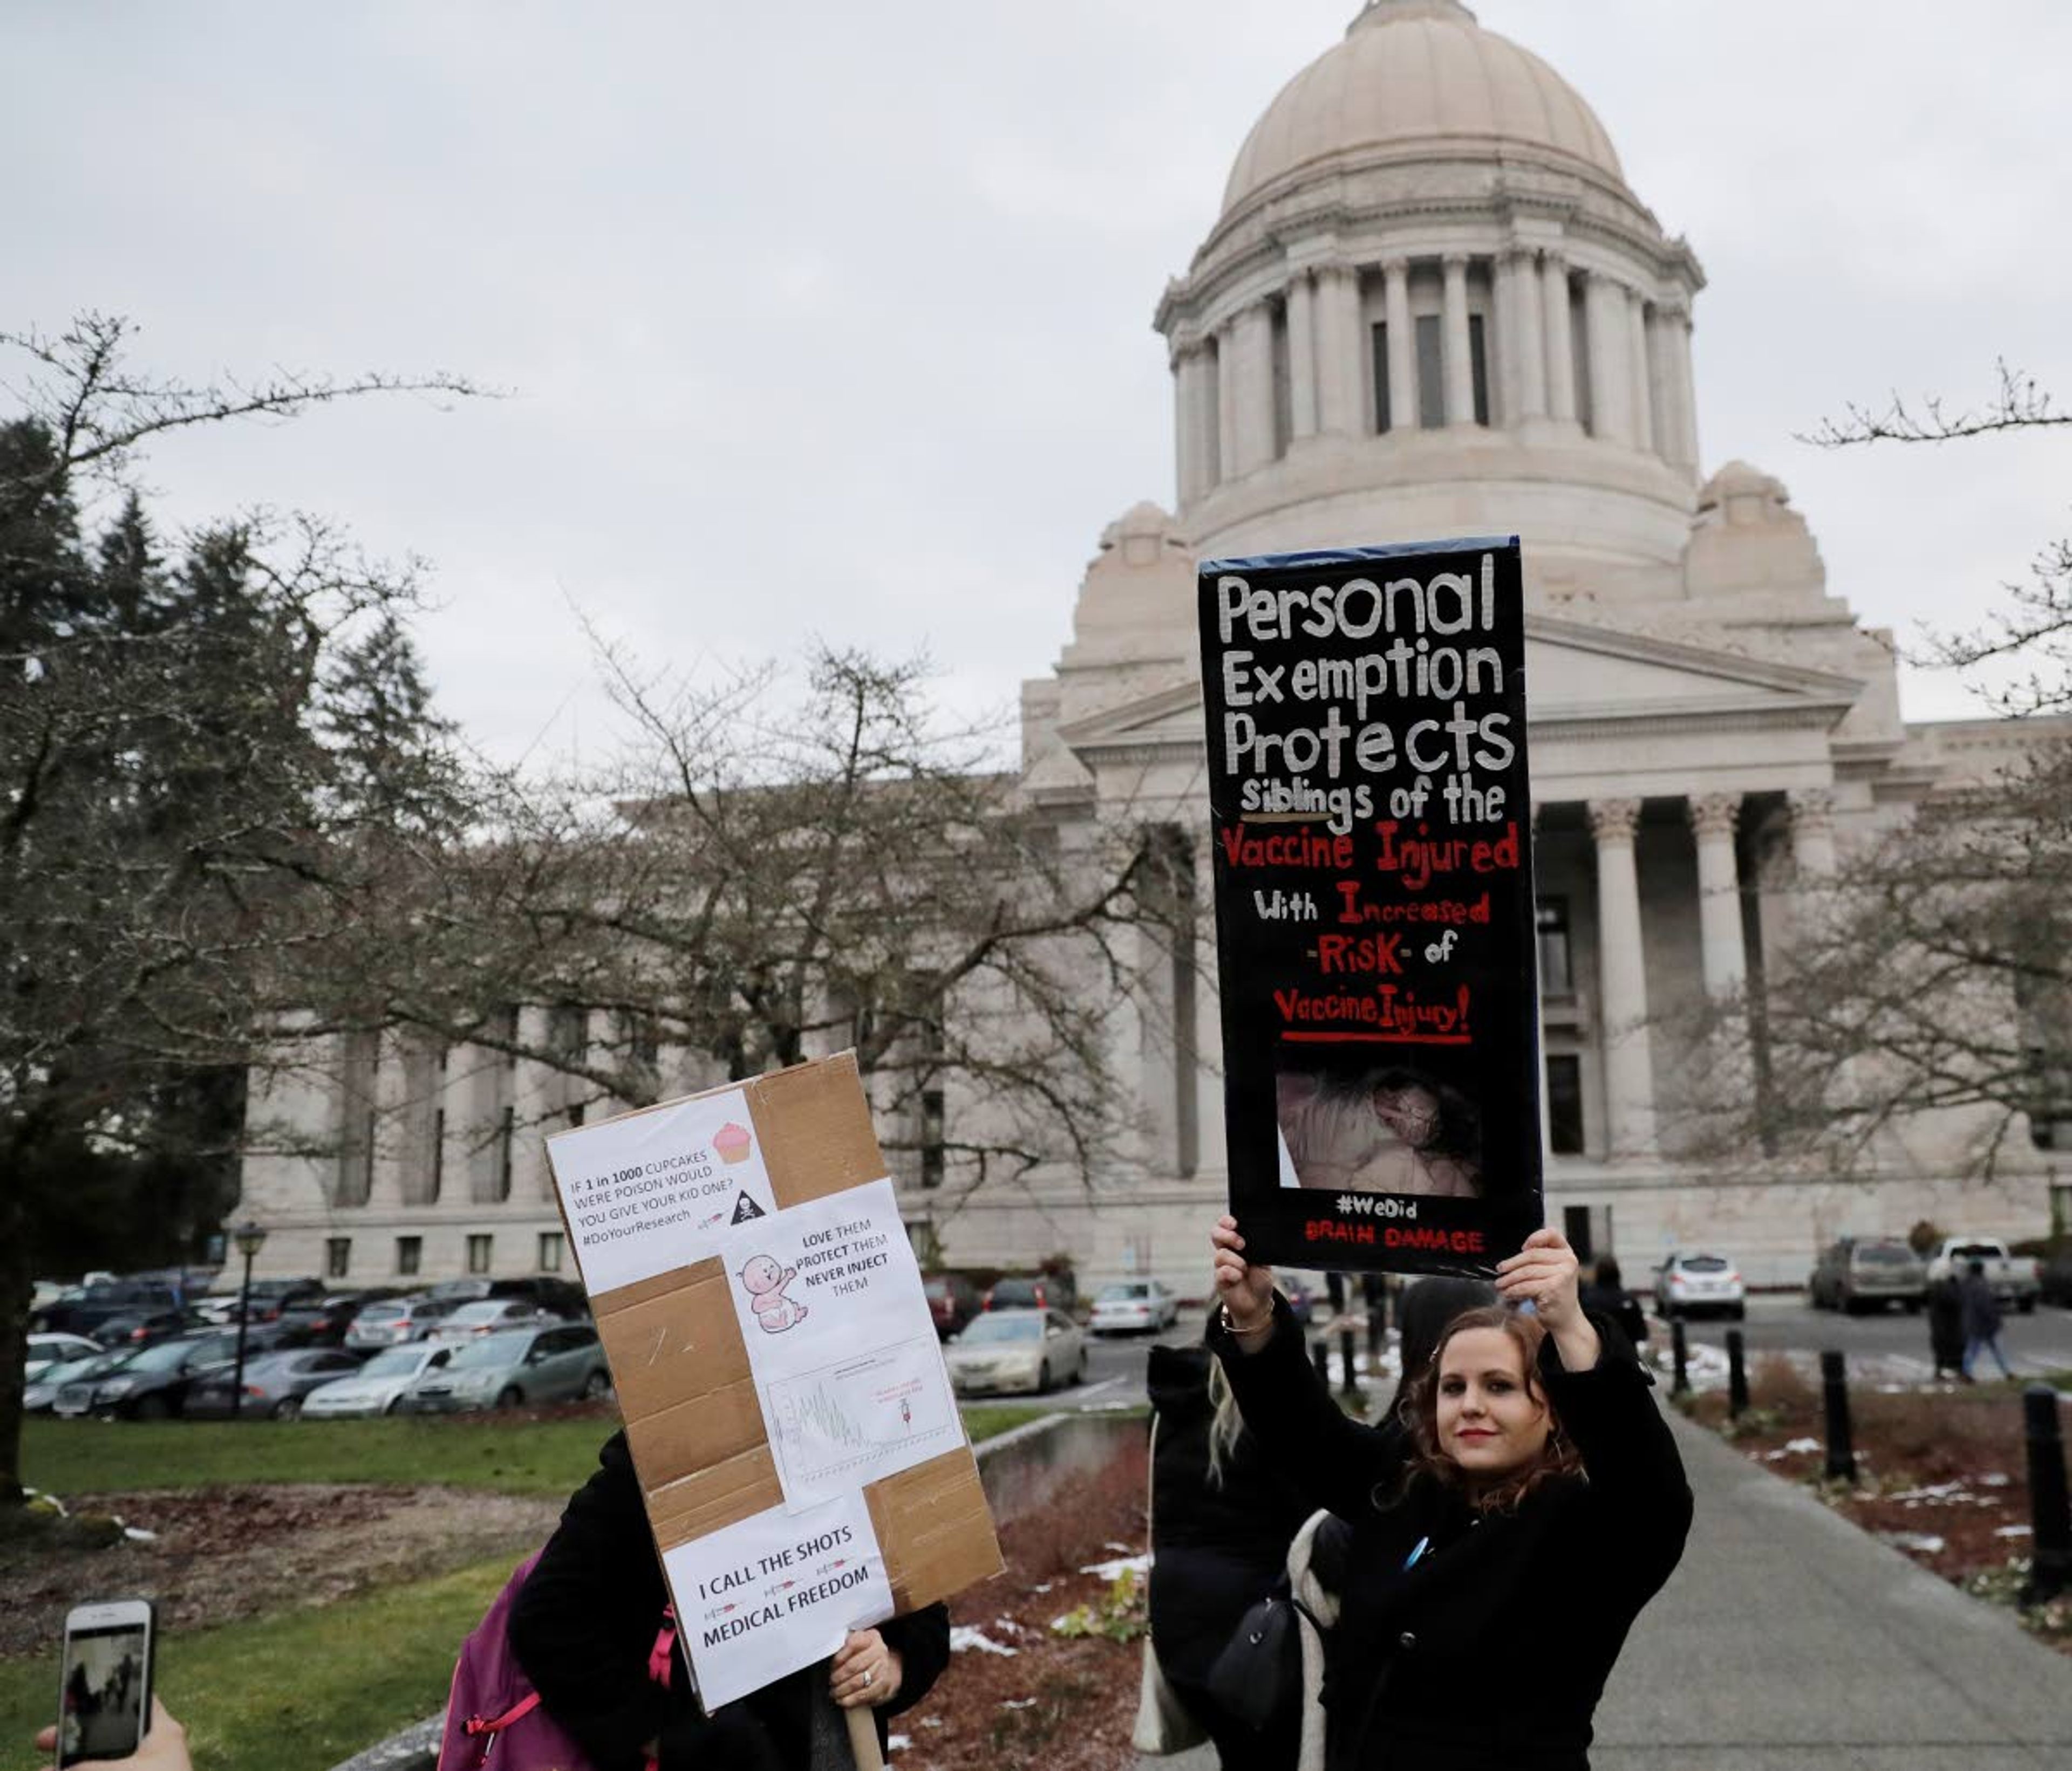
[1197,539,1542,1278]
[546,1056,1002,1711]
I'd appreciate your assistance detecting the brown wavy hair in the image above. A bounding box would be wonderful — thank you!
[1394,1304,1584,1514]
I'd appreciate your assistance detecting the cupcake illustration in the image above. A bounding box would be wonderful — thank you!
[713,1122,753,1165]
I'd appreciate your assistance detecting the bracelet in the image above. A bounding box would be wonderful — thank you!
[1221,1303,1273,1339]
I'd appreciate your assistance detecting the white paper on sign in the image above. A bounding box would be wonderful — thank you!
[545,1089,778,1295]
[718,1177,962,1510]
[661,1493,892,1711]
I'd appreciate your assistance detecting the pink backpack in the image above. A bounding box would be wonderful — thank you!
[438,1550,675,1771]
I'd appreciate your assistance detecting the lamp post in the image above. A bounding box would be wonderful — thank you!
[229,1220,268,1420]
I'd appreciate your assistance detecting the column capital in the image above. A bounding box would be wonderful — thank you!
[1541,247,1569,272]
[1380,255,1411,279]
[1686,793,1741,842]
[1588,798,1642,844]
[1442,251,1470,273]
[1500,243,1539,269]
[1786,788,1835,837]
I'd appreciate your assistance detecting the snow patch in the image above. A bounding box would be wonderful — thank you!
[950,1626,1019,1657]
[1080,1552,1150,1581]
[1780,1438,1821,1455]
[1879,1531,1947,1555]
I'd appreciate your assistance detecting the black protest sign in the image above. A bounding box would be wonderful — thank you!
[1197,539,1542,1277]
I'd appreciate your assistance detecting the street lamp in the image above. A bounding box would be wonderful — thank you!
[229,1220,268,1421]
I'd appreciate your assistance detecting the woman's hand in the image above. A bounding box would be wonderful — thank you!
[1497,1227,1601,1372]
[1211,1214,1276,1339]
[38,1698,190,1771]
[830,1628,902,1709]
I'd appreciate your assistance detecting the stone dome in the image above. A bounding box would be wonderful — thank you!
[1222,0,1625,217]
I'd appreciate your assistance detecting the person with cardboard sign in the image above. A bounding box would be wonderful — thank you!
[517,1055,1003,1768]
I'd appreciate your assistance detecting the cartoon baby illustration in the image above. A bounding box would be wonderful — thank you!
[739,1252,808,1332]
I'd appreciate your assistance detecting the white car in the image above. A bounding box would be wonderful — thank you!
[428,1300,556,1342]
[301,1343,458,1418]
[25,1333,101,1379]
[1088,1281,1179,1336]
[944,1308,1086,1396]
[1653,1251,1746,1321]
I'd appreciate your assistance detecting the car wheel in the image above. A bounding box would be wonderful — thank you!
[2019,1296,2037,1315]
[384,1396,406,1416]
[580,1369,611,1400]
[272,1397,302,1421]
[1905,1298,1923,1314]
[132,1394,170,1423]
[1075,1351,1088,1384]
[496,1386,524,1410]
[1037,1361,1052,1394]
[1728,1304,1745,1322]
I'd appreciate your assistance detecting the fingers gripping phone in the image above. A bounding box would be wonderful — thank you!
[57,1599,155,1766]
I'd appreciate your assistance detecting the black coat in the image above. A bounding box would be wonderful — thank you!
[1212,1302,1692,1771]
[510,1432,950,1771]
[1146,1345,1316,1768]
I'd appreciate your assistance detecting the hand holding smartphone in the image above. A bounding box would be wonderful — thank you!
[55,1600,154,1767]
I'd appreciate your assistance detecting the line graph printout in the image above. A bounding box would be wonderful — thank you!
[717,1177,962,1510]
[765,1336,960,1505]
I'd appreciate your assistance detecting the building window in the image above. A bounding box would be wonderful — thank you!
[1371,323,1392,433]
[1415,314,1445,428]
[1536,898,1574,996]
[396,1235,422,1277]
[325,1237,352,1280]
[1562,1204,1594,1264]
[539,1232,564,1273]
[1468,313,1491,426]
[467,1233,493,1275]
[497,1105,515,1202]
[1546,1054,1585,1155]
[1270,298,1292,457]
[430,1106,445,1203]
[919,1089,945,1190]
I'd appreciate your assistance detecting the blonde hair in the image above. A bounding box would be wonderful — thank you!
[1204,1355,1246,1488]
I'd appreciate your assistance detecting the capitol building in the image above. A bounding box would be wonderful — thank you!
[244,1,2064,1290]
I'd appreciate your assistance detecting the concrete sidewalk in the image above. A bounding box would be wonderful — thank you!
[1140,1406,2072,1770]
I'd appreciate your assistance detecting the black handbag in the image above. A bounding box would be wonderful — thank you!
[1204,1576,1317,1734]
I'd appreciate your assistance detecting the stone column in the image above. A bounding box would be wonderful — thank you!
[1670,306,1701,471]
[1313,265,1361,436]
[1788,789,1837,880]
[1584,272,1633,446]
[1173,345,1210,505]
[1627,289,1656,454]
[1646,309,1686,475]
[1231,302,1278,475]
[1502,248,1546,422]
[1442,254,1475,426]
[1541,252,1577,423]
[1589,798,1657,1155]
[1215,324,1238,487]
[1687,795,1748,995]
[1285,273,1318,442]
[1191,824,1228,1173]
[1382,258,1415,432]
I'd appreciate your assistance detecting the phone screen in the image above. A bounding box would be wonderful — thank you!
[58,1622,150,1766]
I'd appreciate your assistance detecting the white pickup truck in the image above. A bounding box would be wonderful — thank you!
[1924,1237,2041,1313]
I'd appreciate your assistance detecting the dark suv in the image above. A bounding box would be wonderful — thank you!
[924,1274,981,1339]
[35,1283,181,1339]
[984,1273,1078,1315]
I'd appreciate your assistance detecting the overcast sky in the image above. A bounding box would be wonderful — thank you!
[12,0,2070,764]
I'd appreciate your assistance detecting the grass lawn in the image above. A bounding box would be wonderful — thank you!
[0,1556,510,1771]
[4,1405,1055,1766]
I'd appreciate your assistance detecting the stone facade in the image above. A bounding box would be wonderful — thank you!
[240,1,2069,1291]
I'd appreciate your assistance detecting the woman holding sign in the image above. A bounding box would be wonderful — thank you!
[1208,1217,1690,1770]
[513,1430,949,1769]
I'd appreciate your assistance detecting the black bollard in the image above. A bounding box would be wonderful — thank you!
[1726,1329,1749,1419]
[1671,1318,1689,1397]
[1340,1326,1359,1397]
[1366,1300,1383,1361]
[1821,1349,1856,1483]
[1312,1337,1330,1384]
[2021,1385,2071,1605]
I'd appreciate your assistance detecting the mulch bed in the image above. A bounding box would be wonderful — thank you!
[1681,1357,2071,1653]
[891,1433,1150,1771]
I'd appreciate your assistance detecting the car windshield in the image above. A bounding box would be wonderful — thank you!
[446,1332,532,1370]
[358,1303,406,1320]
[1855,1245,1916,1266]
[125,1338,220,1373]
[1096,1285,1148,1302]
[449,1302,518,1325]
[361,1348,430,1377]
[40,1356,108,1386]
[1951,1243,2001,1261]
[1680,1256,1729,1273]
[960,1316,1041,1344]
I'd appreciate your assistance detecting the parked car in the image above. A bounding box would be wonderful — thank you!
[187,1350,367,1420]
[267,1294,396,1349]
[35,1282,181,1339]
[1923,1238,2041,1313]
[983,1273,1079,1315]
[345,1295,458,1349]
[90,1309,193,1350]
[487,1276,589,1318]
[25,1349,137,1413]
[302,1343,459,1418]
[944,1309,1086,1395]
[1652,1252,1745,1321]
[1809,1237,1925,1313]
[2040,1245,2072,1309]
[923,1274,981,1340]
[428,1300,559,1343]
[25,1333,101,1379]
[51,1331,241,1420]
[1088,1280,1180,1336]
[396,1325,611,1413]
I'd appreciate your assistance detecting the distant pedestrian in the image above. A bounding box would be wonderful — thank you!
[1958,1260,2012,1382]
[1925,1271,1964,1380]
[1578,1257,1650,1349]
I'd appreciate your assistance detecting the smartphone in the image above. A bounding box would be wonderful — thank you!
[56,1599,155,1766]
